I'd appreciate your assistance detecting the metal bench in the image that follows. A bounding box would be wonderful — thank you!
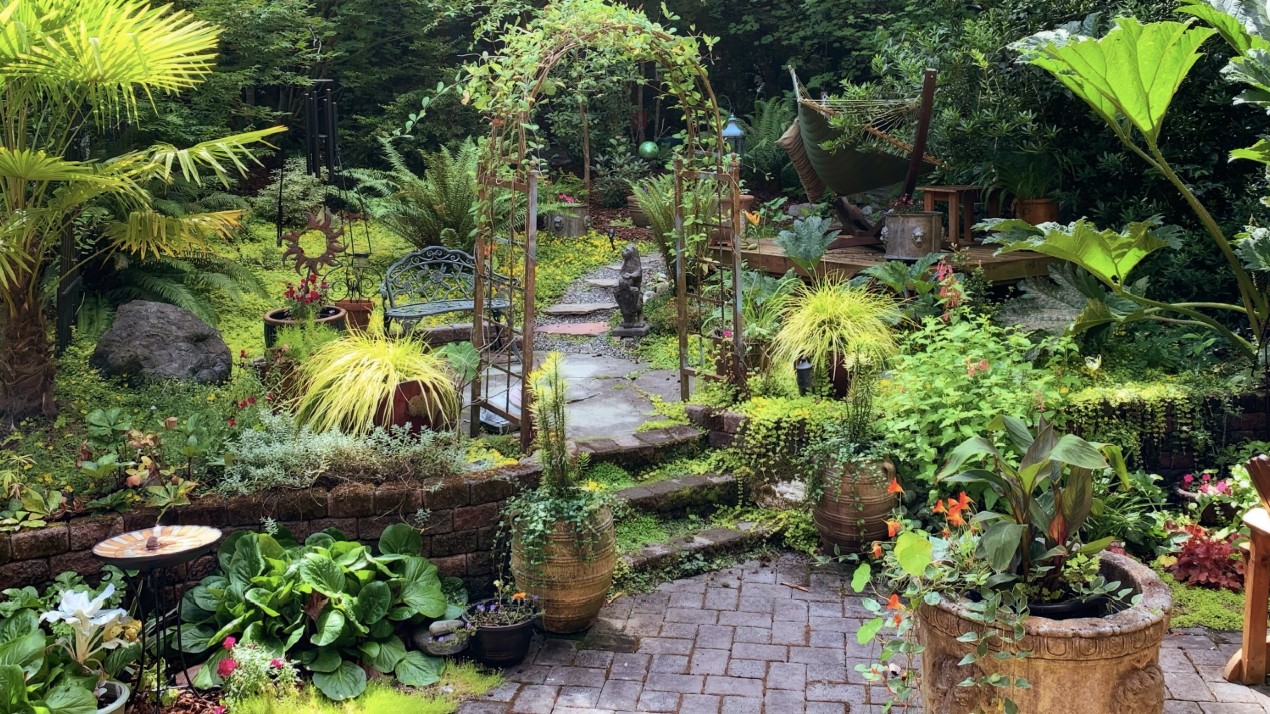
[379,247,511,335]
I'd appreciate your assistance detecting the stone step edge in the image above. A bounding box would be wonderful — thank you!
[614,473,738,515]
[574,425,705,469]
[619,522,774,574]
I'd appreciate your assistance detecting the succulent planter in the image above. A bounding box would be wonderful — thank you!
[917,551,1171,714]
[96,681,129,714]
[466,603,535,667]
[262,305,347,349]
[510,508,616,634]
[812,459,897,554]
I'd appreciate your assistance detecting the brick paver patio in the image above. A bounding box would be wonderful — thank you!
[457,554,1270,713]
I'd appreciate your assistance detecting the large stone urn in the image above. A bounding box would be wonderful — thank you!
[917,551,1171,714]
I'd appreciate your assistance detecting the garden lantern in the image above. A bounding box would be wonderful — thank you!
[795,357,814,396]
[722,114,745,157]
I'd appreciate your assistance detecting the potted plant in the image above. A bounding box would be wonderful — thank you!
[772,278,901,399]
[506,352,617,633]
[995,152,1059,225]
[263,271,347,348]
[701,269,800,375]
[295,328,460,434]
[882,195,943,260]
[1175,469,1248,526]
[851,416,1171,714]
[805,372,900,554]
[40,583,140,714]
[464,580,542,666]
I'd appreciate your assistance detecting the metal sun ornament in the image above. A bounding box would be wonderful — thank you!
[280,208,346,275]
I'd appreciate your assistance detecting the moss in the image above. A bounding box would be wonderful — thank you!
[1153,565,1246,631]
[233,664,500,714]
[614,512,703,554]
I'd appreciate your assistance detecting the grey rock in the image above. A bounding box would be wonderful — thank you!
[429,619,465,636]
[91,300,231,384]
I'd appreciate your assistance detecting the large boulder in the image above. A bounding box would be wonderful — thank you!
[91,301,232,384]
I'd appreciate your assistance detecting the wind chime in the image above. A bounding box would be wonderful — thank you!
[274,79,379,330]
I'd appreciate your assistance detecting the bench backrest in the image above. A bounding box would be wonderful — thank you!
[380,247,478,307]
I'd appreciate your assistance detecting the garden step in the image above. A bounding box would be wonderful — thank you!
[575,426,705,469]
[536,321,609,336]
[542,302,617,316]
[585,277,619,288]
[620,522,773,574]
[615,473,738,516]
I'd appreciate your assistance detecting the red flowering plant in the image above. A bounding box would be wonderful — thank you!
[217,638,299,709]
[281,271,329,321]
[847,416,1137,711]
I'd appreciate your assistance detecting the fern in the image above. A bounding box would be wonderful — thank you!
[744,97,795,182]
[106,253,266,326]
[348,137,479,251]
[995,264,1143,336]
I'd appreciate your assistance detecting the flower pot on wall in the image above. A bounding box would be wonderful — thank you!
[813,460,898,553]
[262,306,347,349]
[1015,197,1059,225]
[882,212,943,261]
[510,508,616,634]
[334,298,374,331]
[917,551,1171,714]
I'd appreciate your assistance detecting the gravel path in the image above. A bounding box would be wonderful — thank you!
[534,250,667,359]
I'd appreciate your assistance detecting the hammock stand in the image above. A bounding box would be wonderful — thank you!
[778,67,939,248]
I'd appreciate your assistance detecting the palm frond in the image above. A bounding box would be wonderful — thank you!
[102,209,242,257]
[136,127,286,187]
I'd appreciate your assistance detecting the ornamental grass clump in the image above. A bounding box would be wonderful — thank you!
[772,279,901,391]
[296,329,459,435]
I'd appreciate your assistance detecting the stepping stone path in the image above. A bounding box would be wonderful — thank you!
[543,302,619,317]
[458,553,1270,713]
[586,278,619,289]
[537,322,610,336]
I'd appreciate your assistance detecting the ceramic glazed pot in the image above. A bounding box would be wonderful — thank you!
[510,508,616,634]
[466,604,534,667]
[812,459,898,554]
[626,195,650,228]
[917,551,1171,714]
[262,305,347,349]
[96,681,130,714]
[1015,198,1059,225]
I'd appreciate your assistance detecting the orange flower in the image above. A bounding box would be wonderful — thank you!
[744,211,760,226]
[892,612,904,626]
[886,475,904,495]
[946,507,966,528]
[871,542,883,559]
[932,500,946,514]
[953,491,973,511]
[511,591,527,601]
[886,519,902,538]
[886,593,904,611]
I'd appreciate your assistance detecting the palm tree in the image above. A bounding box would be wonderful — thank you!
[0,0,284,419]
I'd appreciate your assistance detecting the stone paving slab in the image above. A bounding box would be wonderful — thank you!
[458,554,1270,713]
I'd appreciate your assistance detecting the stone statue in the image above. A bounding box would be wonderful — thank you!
[612,243,648,338]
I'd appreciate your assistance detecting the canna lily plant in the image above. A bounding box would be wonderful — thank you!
[0,0,284,419]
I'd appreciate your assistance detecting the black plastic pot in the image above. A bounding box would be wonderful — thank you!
[467,601,535,667]
[1028,595,1110,620]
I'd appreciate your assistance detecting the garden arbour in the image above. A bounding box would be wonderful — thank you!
[460,0,746,448]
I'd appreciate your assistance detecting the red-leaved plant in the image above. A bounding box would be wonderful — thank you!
[1169,524,1245,591]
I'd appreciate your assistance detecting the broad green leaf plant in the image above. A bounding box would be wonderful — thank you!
[0,0,283,419]
[995,12,1270,362]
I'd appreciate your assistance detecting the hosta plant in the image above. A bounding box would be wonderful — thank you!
[180,524,463,700]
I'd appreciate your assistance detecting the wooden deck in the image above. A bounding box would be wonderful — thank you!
[716,239,1054,283]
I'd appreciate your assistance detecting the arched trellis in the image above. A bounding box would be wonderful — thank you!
[463,0,746,450]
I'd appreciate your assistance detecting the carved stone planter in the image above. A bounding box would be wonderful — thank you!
[882,212,943,261]
[917,551,1171,714]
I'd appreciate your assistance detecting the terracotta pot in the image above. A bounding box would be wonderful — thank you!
[917,551,1171,714]
[812,459,898,554]
[1015,197,1059,225]
[510,508,616,634]
[626,195,650,228]
[334,298,374,331]
[262,306,347,349]
[374,379,459,433]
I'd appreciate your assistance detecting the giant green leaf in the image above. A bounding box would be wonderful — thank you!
[305,647,343,674]
[402,580,447,619]
[1024,18,1216,142]
[300,554,346,597]
[365,635,407,673]
[978,522,1027,573]
[894,532,933,578]
[354,581,391,625]
[313,609,346,647]
[0,664,29,714]
[42,682,96,714]
[0,630,46,678]
[1179,0,1270,52]
[394,651,444,687]
[226,535,264,583]
[313,661,366,701]
[1049,434,1111,470]
[378,524,423,556]
[988,219,1176,288]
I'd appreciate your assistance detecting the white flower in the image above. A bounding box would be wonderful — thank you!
[41,584,137,667]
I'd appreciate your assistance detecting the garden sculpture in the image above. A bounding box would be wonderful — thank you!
[612,243,648,337]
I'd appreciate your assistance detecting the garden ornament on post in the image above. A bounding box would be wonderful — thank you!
[612,243,648,337]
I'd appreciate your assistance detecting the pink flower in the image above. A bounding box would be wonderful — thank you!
[271,658,285,669]
[1216,480,1231,494]
[223,637,236,650]
[1201,472,1212,482]
[217,657,237,678]
[1183,474,1194,486]
[214,707,224,714]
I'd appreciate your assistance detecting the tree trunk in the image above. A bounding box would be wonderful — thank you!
[0,281,56,421]
[580,100,591,195]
